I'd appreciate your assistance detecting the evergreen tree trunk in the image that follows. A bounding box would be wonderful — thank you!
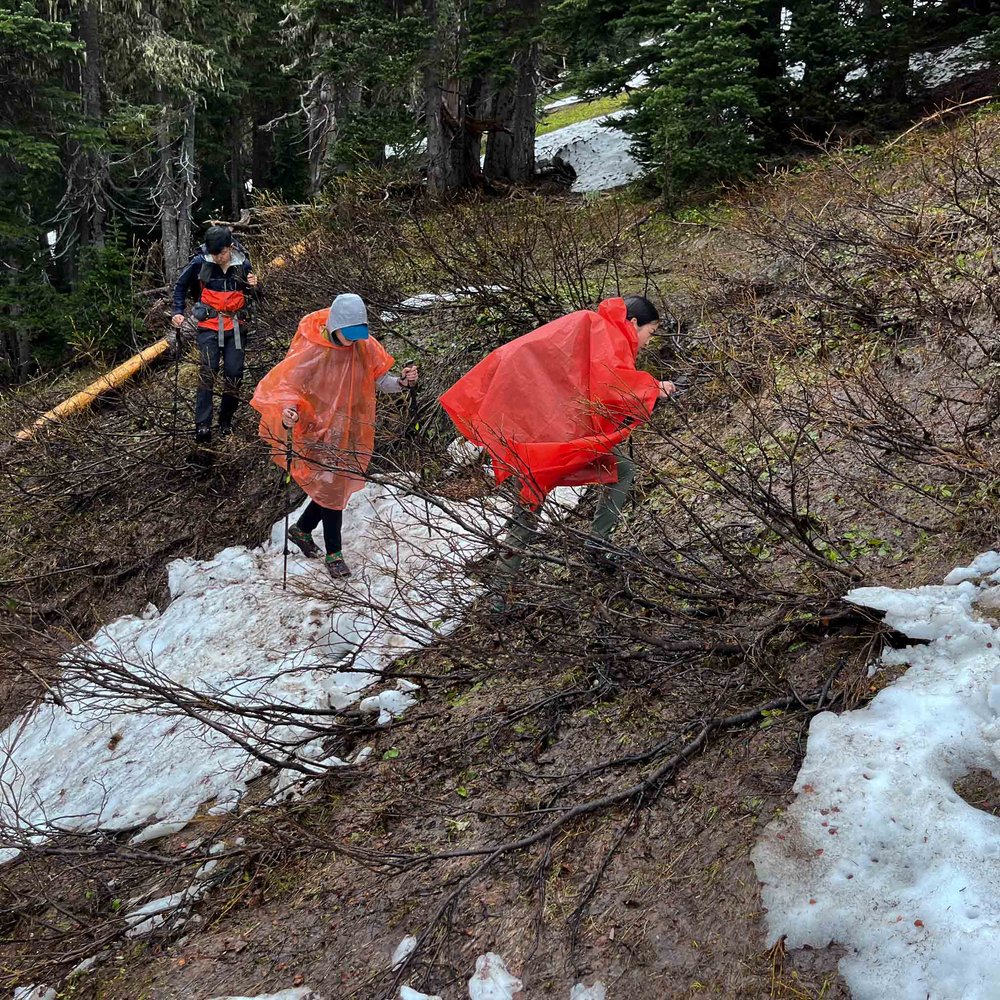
[251,117,275,192]
[751,0,787,149]
[230,115,244,218]
[424,0,470,195]
[78,0,105,247]
[886,0,915,104]
[483,36,538,182]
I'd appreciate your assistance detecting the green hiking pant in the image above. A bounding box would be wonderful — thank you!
[497,445,636,576]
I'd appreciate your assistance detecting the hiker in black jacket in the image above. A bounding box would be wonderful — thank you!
[171,225,258,443]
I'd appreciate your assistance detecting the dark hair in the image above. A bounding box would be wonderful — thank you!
[623,295,660,326]
[204,225,233,254]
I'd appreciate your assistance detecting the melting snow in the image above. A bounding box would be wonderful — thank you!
[392,934,418,970]
[910,39,988,88]
[207,990,324,1000]
[467,953,523,999]
[753,551,1000,1000]
[379,286,507,324]
[400,988,441,1000]
[0,482,583,859]
[535,112,643,193]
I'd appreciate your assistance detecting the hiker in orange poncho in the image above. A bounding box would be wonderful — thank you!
[440,295,674,577]
[251,293,418,579]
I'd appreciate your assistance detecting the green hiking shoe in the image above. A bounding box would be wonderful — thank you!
[287,524,321,558]
[325,551,351,579]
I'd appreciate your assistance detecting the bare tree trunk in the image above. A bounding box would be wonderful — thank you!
[157,98,181,283]
[178,100,197,265]
[306,66,336,196]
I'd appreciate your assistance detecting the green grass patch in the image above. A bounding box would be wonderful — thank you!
[536,93,629,136]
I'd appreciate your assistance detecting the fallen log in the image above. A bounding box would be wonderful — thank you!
[14,338,171,442]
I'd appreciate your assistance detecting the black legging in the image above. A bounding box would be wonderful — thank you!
[296,501,343,555]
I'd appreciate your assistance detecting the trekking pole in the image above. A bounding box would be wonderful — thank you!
[282,425,293,591]
[171,335,181,442]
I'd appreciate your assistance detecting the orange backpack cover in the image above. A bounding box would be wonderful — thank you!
[251,309,394,510]
[440,298,659,506]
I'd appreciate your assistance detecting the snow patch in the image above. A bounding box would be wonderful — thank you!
[392,934,417,970]
[911,39,989,89]
[1,482,578,859]
[207,990,324,1000]
[400,988,441,1000]
[570,984,606,1000]
[379,286,506,324]
[467,952,523,999]
[753,553,1000,1000]
[359,685,419,726]
[14,988,56,1000]
[447,437,486,472]
[535,112,643,193]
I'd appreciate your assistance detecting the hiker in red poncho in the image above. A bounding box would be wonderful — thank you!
[250,293,418,580]
[440,295,674,579]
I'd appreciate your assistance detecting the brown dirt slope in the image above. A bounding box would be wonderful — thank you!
[4,106,1000,999]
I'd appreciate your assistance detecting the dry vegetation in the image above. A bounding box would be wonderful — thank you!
[3,106,1000,999]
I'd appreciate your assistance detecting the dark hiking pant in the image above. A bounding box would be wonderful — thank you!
[297,501,344,555]
[497,444,636,577]
[196,327,246,428]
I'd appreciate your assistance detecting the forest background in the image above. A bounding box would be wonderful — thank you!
[3,0,998,379]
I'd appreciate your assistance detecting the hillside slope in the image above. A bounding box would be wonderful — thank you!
[4,106,1000,999]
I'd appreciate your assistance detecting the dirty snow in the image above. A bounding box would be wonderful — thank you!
[392,934,418,970]
[400,988,441,1000]
[0,481,579,859]
[535,111,643,193]
[753,551,1000,1000]
[570,984,606,1000]
[467,953,523,1000]
[208,990,324,1000]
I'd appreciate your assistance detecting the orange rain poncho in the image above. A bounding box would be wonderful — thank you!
[440,298,660,506]
[251,308,394,510]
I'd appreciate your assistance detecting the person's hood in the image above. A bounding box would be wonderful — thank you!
[201,247,247,271]
[597,297,639,359]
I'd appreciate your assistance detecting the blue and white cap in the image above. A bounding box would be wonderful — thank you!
[326,293,369,341]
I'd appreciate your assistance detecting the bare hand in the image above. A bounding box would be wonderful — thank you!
[171,313,185,328]
[400,365,419,387]
[282,406,299,428]
[246,273,258,287]
[658,380,676,399]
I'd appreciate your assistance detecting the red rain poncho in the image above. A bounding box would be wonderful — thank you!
[440,298,659,506]
[251,308,394,510]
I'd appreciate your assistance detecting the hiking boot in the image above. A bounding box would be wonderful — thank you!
[195,424,212,445]
[218,420,233,438]
[325,552,351,579]
[287,524,321,558]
